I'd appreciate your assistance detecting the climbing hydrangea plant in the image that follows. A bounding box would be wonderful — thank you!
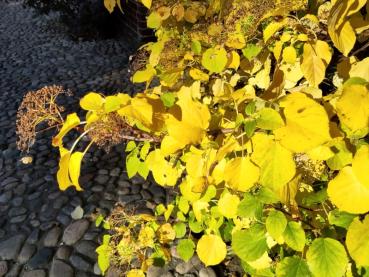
[17,0,369,275]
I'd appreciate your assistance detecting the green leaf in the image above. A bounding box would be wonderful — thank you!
[276,256,312,277]
[328,210,356,229]
[95,214,104,227]
[237,194,263,218]
[96,236,112,275]
[242,44,262,60]
[160,92,176,108]
[178,197,190,214]
[125,141,136,152]
[191,40,202,55]
[266,210,287,240]
[346,216,369,266]
[244,119,257,138]
[232,224,268,262]
[177,239,195,262]
[256,108,284,130]
[306,238,348,277]
[245,101,256,115]
[326,141,353,170]
[137,162,149,179]
[189,212,203,233]
[155,204,166,215]
[140,142,150,159]
[201,47,228,73]
[126,156,141,178]
[283,222,305,251]
[174,222,187,239]
[147,12,162,29]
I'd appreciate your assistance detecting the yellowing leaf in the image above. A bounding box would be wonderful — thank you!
[147,12,162,29]
[132,65,156,83]
[57,148,72,191]
[196,235,227,266]
[52,113,80,147]
[350,57,369,81]
[69,152,84,191]
[127,269,145,277]
[104,0,116,13]
[353,145,369,187]
[218,193,240,218]
[189,68,209,82]
[226,32,246,49]
[282,46,296,64]
[224,157,260,192]
[172,3,185,21]
[273,41,283,61]
[263,19,288,42]
[80,92,104,111]
[162,85,210,155]
[141,0,151,9]
[328,166,369,214]
[201,47,228,73]
[228,51,240,70]
[315,40,332,65]
[256,108,285,130]
[251,134,296,189]
[146,149,180,186]
[301,43,326,87]
[346,216,369,266]
[157,223,176,244]
[274,92,331,153]
[336,84,369,135]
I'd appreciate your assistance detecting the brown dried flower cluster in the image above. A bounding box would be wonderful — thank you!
[16,85,70,151]
[87,113,161,151]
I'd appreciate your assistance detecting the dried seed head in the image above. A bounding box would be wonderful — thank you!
[16,85,71,152]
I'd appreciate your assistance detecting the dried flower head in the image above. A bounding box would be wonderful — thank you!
[16,85,71,151]
[87,113,161,151]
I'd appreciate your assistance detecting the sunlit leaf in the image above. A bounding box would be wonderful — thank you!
[201,47,228,73]
[52,113,80,147]
[276,256,312,277]
[266,210,287,241]
[218,192,240,218]
[69,151,84,191]
[80,92,104,111]
[346,216,369,266]
[282,222,305,251]
[197,234,227,266]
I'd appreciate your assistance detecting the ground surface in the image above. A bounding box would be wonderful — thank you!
[0,1,176,276]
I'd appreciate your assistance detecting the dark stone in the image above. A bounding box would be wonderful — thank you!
[43,226,61,247]
[4,264,21,277]
[0,191,12,204]
[54,246,72,261]
[26,248,53,270]
[69,254,92,272]
[56,214,71,226]
[10,214,27,224]
[118,194,141,204]
[18,243,36,264]
[62,219,89,245]
[49,260,74,277]
[21,270,46,277]
[0,261,8,276]
[75,240,98,260]
[0,234,26,260]
[27,229,40,244]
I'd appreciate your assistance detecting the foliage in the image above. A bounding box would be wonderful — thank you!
[17,0,369,275]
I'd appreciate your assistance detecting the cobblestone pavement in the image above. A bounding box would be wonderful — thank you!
[0,1,175,276]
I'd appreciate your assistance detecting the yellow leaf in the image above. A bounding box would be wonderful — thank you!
[80,92,105,111]
[273,41,283,61]
[52,113,80,147]
[218,192,240,218]
[307,145,335,161]
[179,177,202,203]
[193,200,209,221]
[162,85,210,155]
[251,133,296,189]
[263,19,288,42]
[336,84,369,135]
[57,149,73,191]
[132,65,156,83]
[146,149,180,186]
[172,3,184,21]
[69,152,84,191]
[315,40,332,65]
[349,57,369,81]
[352,145,369,188]
[141,0,151,9]
[196,235,227,266]
[226,32,246,49]
[104,0,116,13]
[329,20,356,56]
[282,46,296,64]
[228,51,240,70]
[274,92,331,152]
[301,43,326,87]
[189,68,209,82]
[157,223,176,243]
[327,166,369,214]
[127,269,145,277]
[346,216,369,267]
[224,157,260,192]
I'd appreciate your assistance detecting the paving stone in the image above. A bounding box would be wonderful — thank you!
[69,254,92,272]
[0,261,8,276]
[26,248,53,270]
[43,226,61,247]
[0,234,26,260]
[49,259,73,277]
[18,243,36,264]
[21,270,46,277]
[75,240,98,260]
[4,264,21,277]
[54,246,72,261]
[199,268,217,277]
[62,219,89,245]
